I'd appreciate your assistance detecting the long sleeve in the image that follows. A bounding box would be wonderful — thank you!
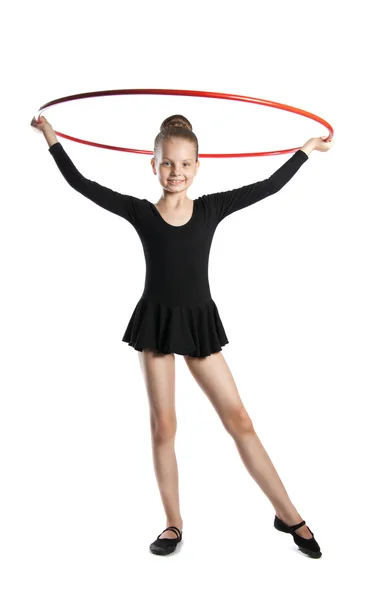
[207,149,309,223]
[48,142,143,224]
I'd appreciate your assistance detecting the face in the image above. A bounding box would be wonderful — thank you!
[151,138,200,194]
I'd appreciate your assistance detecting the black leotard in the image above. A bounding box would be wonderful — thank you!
[48,142,308,356]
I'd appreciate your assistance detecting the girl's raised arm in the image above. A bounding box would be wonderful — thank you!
[205,141,314,224]
[31,115,143,225]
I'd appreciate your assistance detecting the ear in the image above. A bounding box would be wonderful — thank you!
[151,157,156,175]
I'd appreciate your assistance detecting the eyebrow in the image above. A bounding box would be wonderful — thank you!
[162,157,194,161]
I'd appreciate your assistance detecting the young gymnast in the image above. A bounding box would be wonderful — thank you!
[31,112,334,557]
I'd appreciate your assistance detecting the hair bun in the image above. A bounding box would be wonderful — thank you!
[160,114,193,132]
[170,122,187,129]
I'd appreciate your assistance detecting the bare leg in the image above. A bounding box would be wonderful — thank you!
[232,429,312,537]
[184,352,313,539]
[138,349,183,539]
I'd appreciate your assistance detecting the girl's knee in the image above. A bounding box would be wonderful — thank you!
[151,416,178,443]
[225,407,254,436]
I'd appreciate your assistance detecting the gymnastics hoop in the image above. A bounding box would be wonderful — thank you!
[36,88,334,158]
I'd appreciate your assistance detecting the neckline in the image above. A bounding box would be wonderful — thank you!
[151,200,196,228]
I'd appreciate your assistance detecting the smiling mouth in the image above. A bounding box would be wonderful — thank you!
[168,180,184,184]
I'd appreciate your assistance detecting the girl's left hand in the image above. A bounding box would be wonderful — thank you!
[311,136,335,152]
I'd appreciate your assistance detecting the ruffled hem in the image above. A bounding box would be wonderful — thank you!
[121,297,229,357]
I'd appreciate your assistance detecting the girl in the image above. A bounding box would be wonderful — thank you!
[31,112,334,557]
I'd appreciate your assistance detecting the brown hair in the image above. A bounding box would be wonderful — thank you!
[154,114,199,161]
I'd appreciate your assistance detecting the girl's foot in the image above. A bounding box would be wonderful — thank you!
[158,522,183,539]
[149,525,183,555]
[275,512,312,539]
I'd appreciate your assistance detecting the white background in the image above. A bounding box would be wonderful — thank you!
[1,0,389,598]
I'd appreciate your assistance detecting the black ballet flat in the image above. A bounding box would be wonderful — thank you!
[149,526,183,555]
[274,515,322,559]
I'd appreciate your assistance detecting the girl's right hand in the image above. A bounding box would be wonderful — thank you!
[30,114,52,132]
